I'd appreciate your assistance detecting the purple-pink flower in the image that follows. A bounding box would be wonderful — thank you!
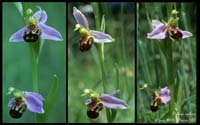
[160,86,170,104]
[150,86,170,112]
[82,89,127,119]
[73,7,114,51]
[147,20,192,40]
[9,9,63,42]
[8,88,44,118]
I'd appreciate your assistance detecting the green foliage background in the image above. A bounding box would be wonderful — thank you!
[3,2,66,123]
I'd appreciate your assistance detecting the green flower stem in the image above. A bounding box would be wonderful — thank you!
[92,2,111,123]
[166,39,174,120]
[96,45,112,123]
[29,44,39,93]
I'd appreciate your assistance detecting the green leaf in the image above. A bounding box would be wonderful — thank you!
[110,63,120,122]
[111,109,117,122]
[36,39,45,64]
[36,74,59,122]
[14,2,23,16]
[114,63,120,90]
[175,70,182,110]
[159,48,168,82]
[101,15,105,32]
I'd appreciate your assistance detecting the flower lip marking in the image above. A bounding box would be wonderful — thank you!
[9,97,27,119]
[150,100,159,112]
[167,24,183,40]
[23,26,42,42]
[80,35,94,51]
[150,91,161,112]
[87,101,103,119]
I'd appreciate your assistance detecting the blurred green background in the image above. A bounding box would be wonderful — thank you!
[3,2,66,123]
[137,3,196,123]
[68,2,135,123]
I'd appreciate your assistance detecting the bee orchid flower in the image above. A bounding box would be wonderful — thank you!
[9,8,63,42]
[73,7,114,51]
[7,87,44,119]
[147,10,192,40]
[150,86,171,112]
[82,89,128,119]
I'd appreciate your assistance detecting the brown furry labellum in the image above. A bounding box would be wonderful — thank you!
[87,101,103,119]
[9,98,27,119]
[23,24,42,42]
[79,35,94,51]
[167,25,183,40]
[150,92,162,112]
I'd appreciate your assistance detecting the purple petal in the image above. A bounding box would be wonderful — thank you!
[25,92,44,102]
[179,29,193,39]
[160,86,170,96]
[152,20,163,28]
[24,92,44,114]
[147,29,167,39]
[147,23,167,39]
[8,97,16,107]
[100,94,128,109]
[9,26,28,42]
[73,7,89,29]
[39,23,63,41]
[90,30,114,43]
[160,96,170,104]
[34,10,47,24]
[102,102,128,109]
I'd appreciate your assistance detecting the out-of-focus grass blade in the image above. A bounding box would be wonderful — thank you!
[14,2,23,16]
[100,15,105,61]
[174,70,181,103]
[159,48,168,83]
[36,74,58,122]
[181,95,196,107]
[110,63,120,122]
[138,40,152,85]
[175,70,183,123]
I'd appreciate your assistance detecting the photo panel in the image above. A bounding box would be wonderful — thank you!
[137,2,196,123]
[68,2,135,123]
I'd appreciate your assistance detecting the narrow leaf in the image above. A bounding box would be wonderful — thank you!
[36,74,59,122]
[36,39,45,64]
[100,15,105,61]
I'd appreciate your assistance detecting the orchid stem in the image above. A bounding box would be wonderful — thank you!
[166,39,174,120]
[29,43,39,93]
